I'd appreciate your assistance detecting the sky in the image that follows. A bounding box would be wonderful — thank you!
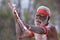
[21,0,29,9]
[10,0,29,20]
[10,0,29,9]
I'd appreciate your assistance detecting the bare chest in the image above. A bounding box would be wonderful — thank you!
[34,33,47,40]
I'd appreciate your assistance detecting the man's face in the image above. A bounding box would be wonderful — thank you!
[35,13,48,26]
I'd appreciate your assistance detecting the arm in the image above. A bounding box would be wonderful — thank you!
[8,3,28,30]
[25,24,47,34]
[19,30,34,39]
[8,3,34,38]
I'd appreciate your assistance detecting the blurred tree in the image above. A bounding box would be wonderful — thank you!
[55,0,60,33]
[0,0,60,40]
[0,0,17,40]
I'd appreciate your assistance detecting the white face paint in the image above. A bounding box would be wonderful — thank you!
[34,16,48,26]
[41,16,48,25]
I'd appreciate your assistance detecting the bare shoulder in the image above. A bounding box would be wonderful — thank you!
[48,24,57,34]
[48,24,56,31]
[47,24,58,40]
[50,25,56,30]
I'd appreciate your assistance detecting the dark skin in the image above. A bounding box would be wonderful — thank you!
[47,25,58,40]
[36,14,47,21]
[19,13,58,40]
[35,13,58,40]
[35,13,48,26]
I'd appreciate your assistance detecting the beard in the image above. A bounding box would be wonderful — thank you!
[34,19,48,26]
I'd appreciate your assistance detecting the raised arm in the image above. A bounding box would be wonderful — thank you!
[25,24,47,34]
[8,3,28,30]
[8,3,34,39]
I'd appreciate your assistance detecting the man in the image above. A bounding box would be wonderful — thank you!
[17,6,58,40]
[33,6,58,40]
[8,3,58,40]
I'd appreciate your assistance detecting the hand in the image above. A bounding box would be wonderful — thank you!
[8,3,19,19]
[8,3,16,11]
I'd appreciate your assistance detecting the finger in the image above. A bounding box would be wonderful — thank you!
[8,3,13,9]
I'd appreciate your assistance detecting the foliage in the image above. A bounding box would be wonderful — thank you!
[0,6,16,40]
[58,33,60,40]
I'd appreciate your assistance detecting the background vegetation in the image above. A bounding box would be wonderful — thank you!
[0,0,60,40]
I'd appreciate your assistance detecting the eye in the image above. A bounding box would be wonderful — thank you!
[36,14,47,19]
[36,14,39,16]
[36,16,39,19]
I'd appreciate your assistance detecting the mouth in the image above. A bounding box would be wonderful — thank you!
[36,20,41,23]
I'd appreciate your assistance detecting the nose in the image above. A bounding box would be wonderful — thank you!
[36,16,40,19]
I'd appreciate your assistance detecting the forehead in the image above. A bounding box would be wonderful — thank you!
[36,13,47,17]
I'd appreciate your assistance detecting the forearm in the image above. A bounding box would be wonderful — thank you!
[30,25,46,34]
[19,34,30,39]
[19,30,34,38]
[25,24,46,34]
[13,11,28,30]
